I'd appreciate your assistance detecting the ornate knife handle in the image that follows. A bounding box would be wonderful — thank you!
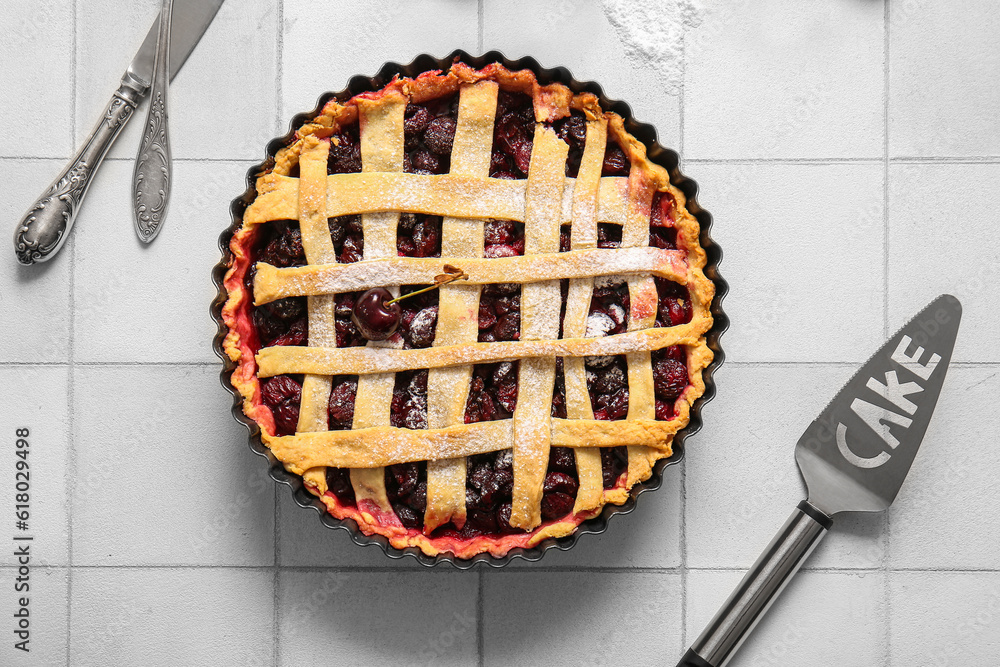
[133,89,171,243]
[13,77,145,265]
[132,0,172,243]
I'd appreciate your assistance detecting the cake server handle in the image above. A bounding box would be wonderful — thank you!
[13,78,144,265]
[132,0,173,243]
[676,501,831,667]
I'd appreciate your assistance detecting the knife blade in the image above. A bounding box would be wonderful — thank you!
[678,294,962,667]
[127,0,224,87]
[13,0,225,265]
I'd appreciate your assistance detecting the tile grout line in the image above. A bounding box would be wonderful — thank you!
[276,0,284,136]
[71,0,77,152]
[678,18,685,160]
[690,156,1000,164]
[882,0,891,342]
[883,2,892,666]
[686,156,883,164]
[889,155,1000,163]
[477,0,484,53]
[66,1,79,663]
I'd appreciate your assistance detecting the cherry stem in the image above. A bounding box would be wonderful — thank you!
[385,265,468,306]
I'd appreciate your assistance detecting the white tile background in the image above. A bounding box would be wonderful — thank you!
[1,0,999,665]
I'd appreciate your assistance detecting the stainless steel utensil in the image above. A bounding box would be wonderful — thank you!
[13,0,225,265]
[678,294,962,667]
[132,0,174,244]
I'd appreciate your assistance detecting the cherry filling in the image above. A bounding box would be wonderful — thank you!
[552,358,568,419]
[598,222,623,249]
[650,191,678,250]
[553,112,587,178]
[328,124,362,175]
[398,100,450,258]
[397,212,442,258]
[256,220,306,269]
[484,219,525,258]
[468,219,525,424]
[384,461,427,529]
[491,92,535,178]
[260,375,304,435]
[603,141,630,176]
[652,346,689,421]
[466,451,515,534]
[405,96,459,175]
[328,375,358,429]
[330,214,364,264]
[655,276,693,329]
[245,220,308,348]
[583,277,631,420]
[249,89,688,537]
[588,279,631,337]
[477,282,522,343]
[253,298,307,348]
[465,361,520,423]
[391,369,429,430]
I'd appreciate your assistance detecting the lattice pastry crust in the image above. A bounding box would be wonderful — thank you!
[222,62,714,559]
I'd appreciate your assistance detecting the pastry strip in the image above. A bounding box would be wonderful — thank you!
[348,93,406,517]
[621,165,660,486]
[425,81,499,532]
[510,126,568,530]
[293,137,336,495]
[264,418,677,474]
[245,172,631,227]
[257,322,708,377]
[253,247,688,304]
[562,117,608,514]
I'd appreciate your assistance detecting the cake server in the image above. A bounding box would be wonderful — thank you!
[12,0,225,265]
[678,294,961,667]
[132,0,174,244]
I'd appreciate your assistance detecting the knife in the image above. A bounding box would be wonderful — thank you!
[678,294,962,667]
[12,0,225,265]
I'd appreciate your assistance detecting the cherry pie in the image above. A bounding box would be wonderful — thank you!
[221,60,715,559]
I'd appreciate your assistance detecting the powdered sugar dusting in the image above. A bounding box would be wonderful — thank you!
[595,275,626,290]
[600,0,705,95]
[586,312,615,338]
[258,248,683,304]
[257,325,702,377]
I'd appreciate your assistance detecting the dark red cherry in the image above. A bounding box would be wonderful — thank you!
[351,287,401,341]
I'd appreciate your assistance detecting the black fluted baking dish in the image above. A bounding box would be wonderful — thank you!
[210,50,729,568]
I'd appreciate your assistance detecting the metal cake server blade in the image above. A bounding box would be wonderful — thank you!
[678,294,962,667]
[13,0,225,265]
